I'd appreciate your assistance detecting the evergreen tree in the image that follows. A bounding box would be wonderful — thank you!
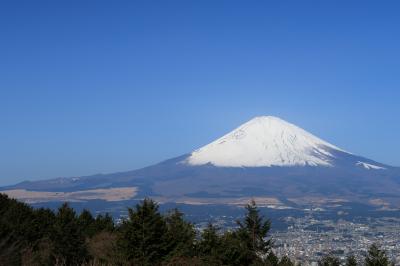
[117,198,168,265]
[164,208,196,259]
[9,195,400,266]
[27,208,57,265]
[0,193,44,265]
[219,231,254,266]
[346,255,358,266]
[198,200,273,266]
[53,203,88,265]
[365,244,390,266]
[33,208,56,237]
[237,199,272,257]
[94,213,114,232]
[198,223,244,265]
[78,209,96,237]
[199,222,256,266]
[197,223,225,264]
[198,223,220,256]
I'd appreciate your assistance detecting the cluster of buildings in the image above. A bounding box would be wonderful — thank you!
[272,215,400,265]
[193,212,400,265]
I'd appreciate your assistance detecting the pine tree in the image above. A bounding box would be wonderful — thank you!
[197,223,223,264]
[198,223,220,255]
[237,199,272,256]
[0,193,47,265]
[94,213,114,232]
[164,208,196,259]
[117,198,168,265]
[365,244,390,266]
[219,231,253,266]
[53,203,88,265]
[33,208,56,237]
[198,222,255,266]
[78,209,96,237]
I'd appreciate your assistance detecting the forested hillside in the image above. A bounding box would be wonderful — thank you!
[0,194,393,266]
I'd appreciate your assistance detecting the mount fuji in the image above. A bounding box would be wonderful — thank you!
[186,116,347,167]
[2,116,400,208]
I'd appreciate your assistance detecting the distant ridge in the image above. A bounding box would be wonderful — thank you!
[1,116,399,209]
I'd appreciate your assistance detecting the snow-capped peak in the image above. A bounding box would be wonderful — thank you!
[185,116,347,167]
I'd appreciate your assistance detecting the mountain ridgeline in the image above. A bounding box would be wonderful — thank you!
[2,116,400,208]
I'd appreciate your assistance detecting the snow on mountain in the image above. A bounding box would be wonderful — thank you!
[356,161,386,170]
[185,116,348,167]
[3,115,399,206]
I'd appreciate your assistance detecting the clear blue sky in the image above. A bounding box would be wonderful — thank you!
[1,1,400,186]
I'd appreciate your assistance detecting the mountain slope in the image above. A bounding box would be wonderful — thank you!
[2,116,400,207]
[186,116,345,167]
